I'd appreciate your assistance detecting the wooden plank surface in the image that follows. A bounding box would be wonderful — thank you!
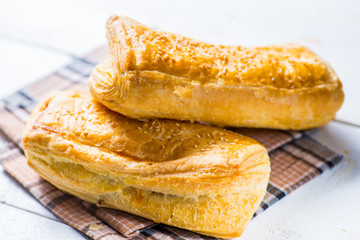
[0,0,359,239]
[0,38,71,99]
[0,203,83,240]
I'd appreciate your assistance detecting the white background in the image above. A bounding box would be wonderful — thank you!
[0,0,359,239]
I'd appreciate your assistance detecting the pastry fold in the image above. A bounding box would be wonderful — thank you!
[89,15,344,130]
[23,90,270,238]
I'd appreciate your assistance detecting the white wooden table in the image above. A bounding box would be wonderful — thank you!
[1,0,359,239]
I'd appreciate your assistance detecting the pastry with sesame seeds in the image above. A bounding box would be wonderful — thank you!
[90,15,344,130]
[23,90,270,238]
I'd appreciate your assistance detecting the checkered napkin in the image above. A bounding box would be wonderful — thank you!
[0,46,343,240]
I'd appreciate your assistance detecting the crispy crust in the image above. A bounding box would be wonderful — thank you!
[89,16,344,130]
[23,90,270,238]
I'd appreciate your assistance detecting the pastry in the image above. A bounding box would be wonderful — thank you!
[89,15,344,130]
[23,90,270,238]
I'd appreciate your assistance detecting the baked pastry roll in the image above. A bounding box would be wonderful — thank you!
[89,16,344,130]
[23,90,270,238]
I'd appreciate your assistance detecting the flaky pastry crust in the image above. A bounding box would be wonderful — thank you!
[89,16,344,130]
[23,90,270,238]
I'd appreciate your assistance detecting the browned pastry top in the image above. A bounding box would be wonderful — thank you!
[107,15,338,89]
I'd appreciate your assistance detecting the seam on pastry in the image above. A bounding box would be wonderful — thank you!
[27,152,251,200]
[25,131,269,199]
[27,124,251,179]
[27,131,249,178]
[114,69,340,91]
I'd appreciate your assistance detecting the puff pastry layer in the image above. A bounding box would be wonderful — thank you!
[23,90,270,238]
[89,16,344,130]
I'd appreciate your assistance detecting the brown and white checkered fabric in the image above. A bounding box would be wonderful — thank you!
[0,46,343,239]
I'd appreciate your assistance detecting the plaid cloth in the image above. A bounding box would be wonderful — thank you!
[0,46,343,239]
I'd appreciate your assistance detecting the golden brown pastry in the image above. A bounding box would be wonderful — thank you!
[23,90,270,238]
[89,16,344,130]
